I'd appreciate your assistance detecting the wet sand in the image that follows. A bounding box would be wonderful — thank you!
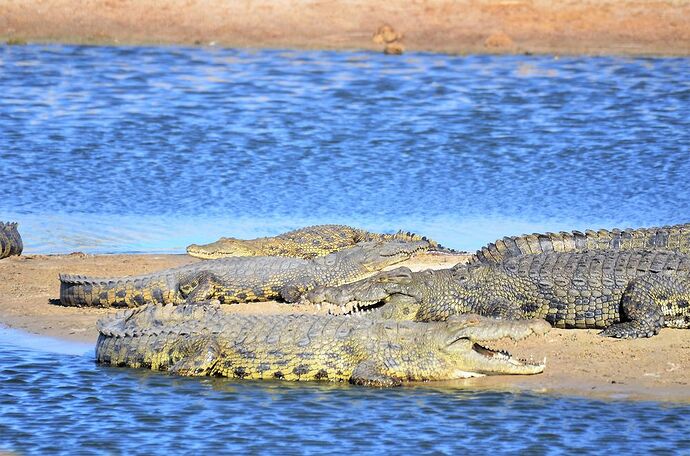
[0,251,688,402]
[1,0,689,56]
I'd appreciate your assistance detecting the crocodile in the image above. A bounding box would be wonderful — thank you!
[186,224,451,259]
[303,250,690,338]
[95,302,549,385]
[471,222,690,264]
[59,239,429,308]
[0,222,23,259]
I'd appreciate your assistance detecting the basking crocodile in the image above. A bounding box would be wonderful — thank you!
[60,240,429,308]
[304,250,690,338]
[0,222,23,259]
[471,222,690,264]
[96,302,549,385]
[186,224,451,259]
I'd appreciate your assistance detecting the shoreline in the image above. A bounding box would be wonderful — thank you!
[1,0,689,56]
[0,252,688,402]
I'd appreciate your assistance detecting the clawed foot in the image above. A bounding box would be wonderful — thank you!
[599,322,660,339]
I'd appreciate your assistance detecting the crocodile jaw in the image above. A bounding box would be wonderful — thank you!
[446,339,545,376]
[359,240,430,271]
[443,315,549,376]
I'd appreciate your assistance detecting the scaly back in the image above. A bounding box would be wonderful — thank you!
[499,249,690,281]
[470,223,690,264]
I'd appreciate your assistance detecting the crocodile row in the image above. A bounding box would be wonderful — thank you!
[96,302,549,385]
[0,222,23,259]
[303,249,690,338]
[186,224,452,259]
[187,222,689,262]
[60,240,429,307]
[471,222,690,264]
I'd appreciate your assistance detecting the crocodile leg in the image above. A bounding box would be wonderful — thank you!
[279,278,316,302]
[169,338,221,376]
[180,272,223,303]
[601,273,690,338]
[350,360,403,387]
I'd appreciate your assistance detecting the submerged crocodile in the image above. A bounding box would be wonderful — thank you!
[0,222,23,259]
[60,240,429,308]
[304,250,690,338]
[96,302,549,385]
[186,224,451,259]
[471,222,690,264]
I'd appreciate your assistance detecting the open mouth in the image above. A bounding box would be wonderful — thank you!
[470,341,543,368]
[317,298,389,315]
[381,243,429,258]
[307,294,406,315]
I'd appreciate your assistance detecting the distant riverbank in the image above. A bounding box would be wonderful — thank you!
[2,0,689,56]
[0,252,688,402]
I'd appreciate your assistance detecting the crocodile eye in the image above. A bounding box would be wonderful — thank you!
[453,272,468,282]
[324,256,336,266]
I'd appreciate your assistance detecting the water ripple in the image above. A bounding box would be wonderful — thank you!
[3,336,689,454]
[0,46,688,253]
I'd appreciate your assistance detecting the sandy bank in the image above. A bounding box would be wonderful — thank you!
[1,0,689,56]
[0,251,688,402]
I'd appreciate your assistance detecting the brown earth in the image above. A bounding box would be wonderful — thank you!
[0,251,688,402]
[1,0,689,55]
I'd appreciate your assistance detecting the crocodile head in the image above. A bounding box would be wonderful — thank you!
[359,314,548,384]
[304,265,493,319]
[314,240,430,272]
[186,237,262,259]
[435,314,548,376]
[303,267,420,315]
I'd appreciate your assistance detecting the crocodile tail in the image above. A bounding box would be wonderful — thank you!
[0,221,23,258]
[59,273,179,308]
[96,305,156,367]
[96,303,227,367]
[97,302,225,337]
[609,224,690,253]
[471,223,690,264]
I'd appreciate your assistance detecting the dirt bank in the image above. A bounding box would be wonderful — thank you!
[1,0,689,56]
[0,251,688,402]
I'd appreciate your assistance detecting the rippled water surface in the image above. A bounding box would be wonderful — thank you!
[0,329,688,454]
[1,46,688,253]
[1,46,689,453]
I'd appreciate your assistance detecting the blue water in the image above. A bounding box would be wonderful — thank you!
[1,45,688,253]
[1,45,690,453]
[0,328,688,455]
